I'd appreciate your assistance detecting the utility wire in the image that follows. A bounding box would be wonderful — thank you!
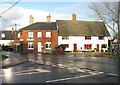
[0,0,21,16]
[0,0,21,29]
[0,16,8,21]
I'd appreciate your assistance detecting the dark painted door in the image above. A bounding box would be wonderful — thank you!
[21,44,23,53]
[17,45,20,52]
[74,44,77,52]
[97,44,99,51]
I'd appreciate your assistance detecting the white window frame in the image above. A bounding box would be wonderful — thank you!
[46,32,51,37]
[37,32,42,37]
[1,33,5,38]
[28,42,34,50]
[28,32,33,37]
[45,42,51,49]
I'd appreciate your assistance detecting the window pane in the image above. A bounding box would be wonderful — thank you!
[46,32,51,37]
[28,32,33,37]
[46,44,48,48]
[37,32,41,37]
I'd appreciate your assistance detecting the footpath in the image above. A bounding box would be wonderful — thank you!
[0,51,28,68]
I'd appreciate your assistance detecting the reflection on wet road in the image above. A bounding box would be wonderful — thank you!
[25,53,118,74]
[1,52,119,83]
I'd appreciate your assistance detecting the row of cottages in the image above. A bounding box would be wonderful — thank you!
[0,30,19,46]
[13,13,110,53]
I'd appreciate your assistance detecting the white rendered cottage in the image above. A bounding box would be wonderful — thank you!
[56,14,110,52]
[0,30,20,46]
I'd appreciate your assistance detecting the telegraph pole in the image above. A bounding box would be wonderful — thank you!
[15,23,17,40]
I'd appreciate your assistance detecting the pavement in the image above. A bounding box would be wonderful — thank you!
[0,51,28,68]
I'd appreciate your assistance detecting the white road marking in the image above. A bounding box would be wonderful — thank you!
[107,73,118,76]
[46,72,103,83]
[1,68,50,77]
[35,69,50,72]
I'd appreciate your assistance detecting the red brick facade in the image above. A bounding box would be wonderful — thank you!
[14,30,58,53]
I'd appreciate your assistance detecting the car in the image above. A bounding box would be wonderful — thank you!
[8,47,13,51]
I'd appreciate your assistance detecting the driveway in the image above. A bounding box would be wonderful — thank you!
[1,52,119,83]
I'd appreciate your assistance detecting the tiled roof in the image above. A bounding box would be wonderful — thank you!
[19,22,57,31]
[0,31,19,40]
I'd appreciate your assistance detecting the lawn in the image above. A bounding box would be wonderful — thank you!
[0,55,8,61]
[104,54,120,58]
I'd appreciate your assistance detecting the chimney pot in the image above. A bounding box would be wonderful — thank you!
[30,15,34,25]
[47,14,51,23]
[72,13,76,21]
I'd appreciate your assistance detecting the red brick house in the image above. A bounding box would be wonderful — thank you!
[14,15,58,53]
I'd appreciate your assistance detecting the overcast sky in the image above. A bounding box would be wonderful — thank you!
[0,0,119,38]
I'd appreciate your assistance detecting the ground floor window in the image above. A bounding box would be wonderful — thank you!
[63,44,69,48]
[46,42,51,49]
[84,44,92,50]
[28,42,34,50]
[101,44,107,48]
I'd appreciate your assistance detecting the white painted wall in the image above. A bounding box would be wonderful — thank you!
[0,40,14,46]
[58,36,109,51]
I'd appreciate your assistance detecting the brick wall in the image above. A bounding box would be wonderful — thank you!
[19,30,58,53]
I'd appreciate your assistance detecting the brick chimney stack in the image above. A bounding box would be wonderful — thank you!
[72,13,76,21]
[47,14,51,23]
[30,15,34,25]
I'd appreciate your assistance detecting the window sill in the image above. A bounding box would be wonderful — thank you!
[45,48,51,49]
[28,48,34,50]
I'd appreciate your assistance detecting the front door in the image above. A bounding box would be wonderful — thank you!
[97,44,99,51]
[74,44,77,52]
[17,45,20,52]
[38,42,41,52]
[21,44,23,53]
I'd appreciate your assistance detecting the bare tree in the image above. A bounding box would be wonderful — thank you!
[88,2,119,42]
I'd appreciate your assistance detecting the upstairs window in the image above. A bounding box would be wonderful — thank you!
[18,33,20,38]
[46,32,51,37]
[45,42,51,49]
[28,32,33,37]
[62,36,69,40]
[99,36,104,40]
[85,36,91,40]
[1,33,5,38]
[37,32,42,37]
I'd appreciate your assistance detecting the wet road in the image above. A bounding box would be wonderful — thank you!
[1,52,119,83]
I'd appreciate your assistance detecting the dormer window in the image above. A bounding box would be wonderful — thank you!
[62,36,69,40]
[85,36,91,40]
[1,33,5,38]
[99,36,104,40]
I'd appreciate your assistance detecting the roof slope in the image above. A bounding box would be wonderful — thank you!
[0,31,19,40]
[56,20,110,36]
[19,22,57,31]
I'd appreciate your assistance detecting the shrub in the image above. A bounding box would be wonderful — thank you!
[53,44,66,54]
[58,44,66,51]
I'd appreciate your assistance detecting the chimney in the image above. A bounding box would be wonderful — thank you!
[30,15,34,25]
[47,14,51,23]
[72,13,76,21]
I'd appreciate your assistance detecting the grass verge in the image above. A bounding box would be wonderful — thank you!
[103,54,120,58]
[0,55,8,61]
